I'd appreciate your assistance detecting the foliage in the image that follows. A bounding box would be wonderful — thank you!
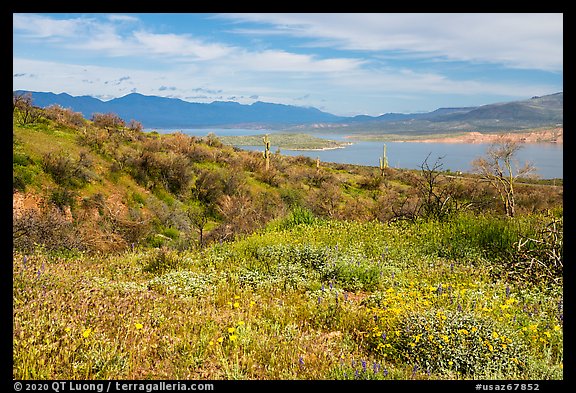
[12,105,563,380]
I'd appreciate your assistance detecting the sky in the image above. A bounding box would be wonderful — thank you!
[12,13,563,117]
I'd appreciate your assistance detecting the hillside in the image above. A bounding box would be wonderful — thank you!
[15,90,562,133]
[14,91,344,128]
[12,102,563,381]
[294,93,563,135]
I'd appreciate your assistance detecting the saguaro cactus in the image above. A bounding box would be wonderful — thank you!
[263,134,271,170]
[379,144,389,176]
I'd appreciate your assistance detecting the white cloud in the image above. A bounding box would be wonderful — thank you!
[13,13,563,115]
[221,13,563,71]
[13,13,87,39]
[131,31,234,60]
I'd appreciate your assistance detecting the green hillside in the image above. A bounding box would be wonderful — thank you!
[13,101,563,380]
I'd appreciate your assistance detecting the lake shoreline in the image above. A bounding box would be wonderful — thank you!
[348,128,563,145]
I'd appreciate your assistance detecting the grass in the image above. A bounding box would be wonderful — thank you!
[12,108,563,381]
[218,133,349,150]
[13,213,563,380]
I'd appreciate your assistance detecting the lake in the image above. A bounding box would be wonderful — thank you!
[153,128,563,179]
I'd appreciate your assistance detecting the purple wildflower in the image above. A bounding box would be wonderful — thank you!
[361,360,367,372]
[506,285,511,298]
[299,356,304,368]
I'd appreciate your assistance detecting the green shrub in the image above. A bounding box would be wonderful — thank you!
[148,270,219,298]
[141,248,183,274]
[278,206,317,229]
[13,165,37,191]
[323,254,381,291]
[393,309,527,378]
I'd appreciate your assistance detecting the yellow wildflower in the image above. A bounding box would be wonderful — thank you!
[233,302,240,308]
[229,335,238,342]
[217,337,224,343]
[134,323,143,330]
[82,328,92,338]
[228,327,235,334]
[237,321,245,326]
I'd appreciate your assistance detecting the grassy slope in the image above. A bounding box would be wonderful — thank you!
[13,217,563,380]
[13,114,563,380]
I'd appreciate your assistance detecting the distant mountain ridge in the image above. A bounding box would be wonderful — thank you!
[14,91,345,128]
[15,90,562,131]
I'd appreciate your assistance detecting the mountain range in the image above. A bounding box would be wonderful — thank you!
[15,90,563,132]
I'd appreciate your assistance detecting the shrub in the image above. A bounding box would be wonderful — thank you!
[278,206,317,230]
[41,151,96,189]
[148,270,219,298]
[13,204,82,253]
[91,113,125,129]
[44,105,85,128]
[322,253,381,291]
[141,248,183,274]
[504,216,563,286]
[392,309,527,378]
[49,187,77,212]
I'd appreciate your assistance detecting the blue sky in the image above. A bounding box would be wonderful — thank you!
[13,13,563,116]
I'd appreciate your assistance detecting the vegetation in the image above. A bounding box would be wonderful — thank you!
[218,133,349,150]
[472,137,535,217]
[12,95,563,380]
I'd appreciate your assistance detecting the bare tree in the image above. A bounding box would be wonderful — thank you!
[471,136,535,217]
[415,154,455,220]
[187,205,209,249]
[13,92,41,125]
